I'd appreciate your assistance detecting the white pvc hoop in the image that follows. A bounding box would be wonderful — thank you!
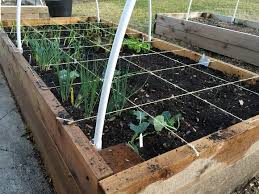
[148,0,152,42]
[231,0,240,23]
[16,0,23,53]
[0,0,1,22]
[95,0,100,23]
[94,0,137,150]
[186,0,193,20]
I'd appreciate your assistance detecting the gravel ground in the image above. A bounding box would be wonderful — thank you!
[0,70,54,194]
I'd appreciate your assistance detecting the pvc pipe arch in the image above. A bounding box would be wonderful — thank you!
[94,0,137,150]
[16,0,23,53]
[186,0,193,20]
[148,0,152,42]
[231,0,240,23]
[96,0,100,23]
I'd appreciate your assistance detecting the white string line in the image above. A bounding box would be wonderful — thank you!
[23,43,113,52]
[123,57,247,122]
[25,25,107,86]
[27,22,259,100]
[156,52,259,97]
[39,61,204,90]
[59,21,253,122]
[27,23,259,125]
[31,49,186,68]
[68,75,259,124]
[125,96,200,156]
[53,21,200,155]
[59,21,257,123]
[27,22,257,155]
[6,27,117,34]
[22,38,167,53]
[26,23,143,98]
[18,21,112,28]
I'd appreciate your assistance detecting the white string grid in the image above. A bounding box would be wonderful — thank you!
[16,21,259,156]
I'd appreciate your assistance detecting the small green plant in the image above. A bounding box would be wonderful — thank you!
[128,111,150,153]
[128,110,182,154]
[123,37,152,53]
[29,39,61,71]
[57,65,79,103]
[107,67,130,113]
[153,111,182,133]
[74,61,101,117]
[63,30,78,47]
[22,31,30,47]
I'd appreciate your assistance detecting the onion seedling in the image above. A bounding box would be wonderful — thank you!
[107,67,130,113]
[74,61,101,117]
[56,64,80,103]
[29,38,62,71]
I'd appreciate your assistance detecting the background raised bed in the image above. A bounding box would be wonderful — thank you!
[155,12,259,67]
[1,6,49,20]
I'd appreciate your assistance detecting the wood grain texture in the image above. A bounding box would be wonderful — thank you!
[0,31,113,194]
[99,144,144,174]
[155,13,259,66]
[100,116,259,194]
[1,6,49,20]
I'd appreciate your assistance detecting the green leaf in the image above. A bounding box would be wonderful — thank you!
[133,111,147,121]
[59,69,68,81]
[70,70,80,80]
[129,122,149,134]
[153,115,167,132]
[162,111,171,123]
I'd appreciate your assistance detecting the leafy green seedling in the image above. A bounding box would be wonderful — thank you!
[154,111,182,132]
[128,111,150,153]
[57,68,79,103]
[59,69,79,81]
[123,37,152,54]
[128,110,182,154]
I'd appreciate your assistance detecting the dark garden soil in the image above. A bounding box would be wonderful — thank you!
[191,16,259,36]
[5,23,259,160]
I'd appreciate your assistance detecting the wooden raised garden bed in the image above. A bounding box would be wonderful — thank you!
[155,12,259,66]
[1,6,49,20]
[0,17,259,194]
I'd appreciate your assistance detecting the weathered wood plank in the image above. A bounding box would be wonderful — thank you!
[155,24,259,67]
[99,144,144,174]
[156,14,259,53]
[1,6,49,20]
[0,32,81,194]
[100,116,259,194]
[0,32,113,194]
[2,17,82,27]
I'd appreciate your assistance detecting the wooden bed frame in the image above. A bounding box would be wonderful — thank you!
[1,6,49,20]
[0,17,258,194]
[155,12,259,67]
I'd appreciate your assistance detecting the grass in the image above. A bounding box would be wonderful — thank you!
[73,0,259,31]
